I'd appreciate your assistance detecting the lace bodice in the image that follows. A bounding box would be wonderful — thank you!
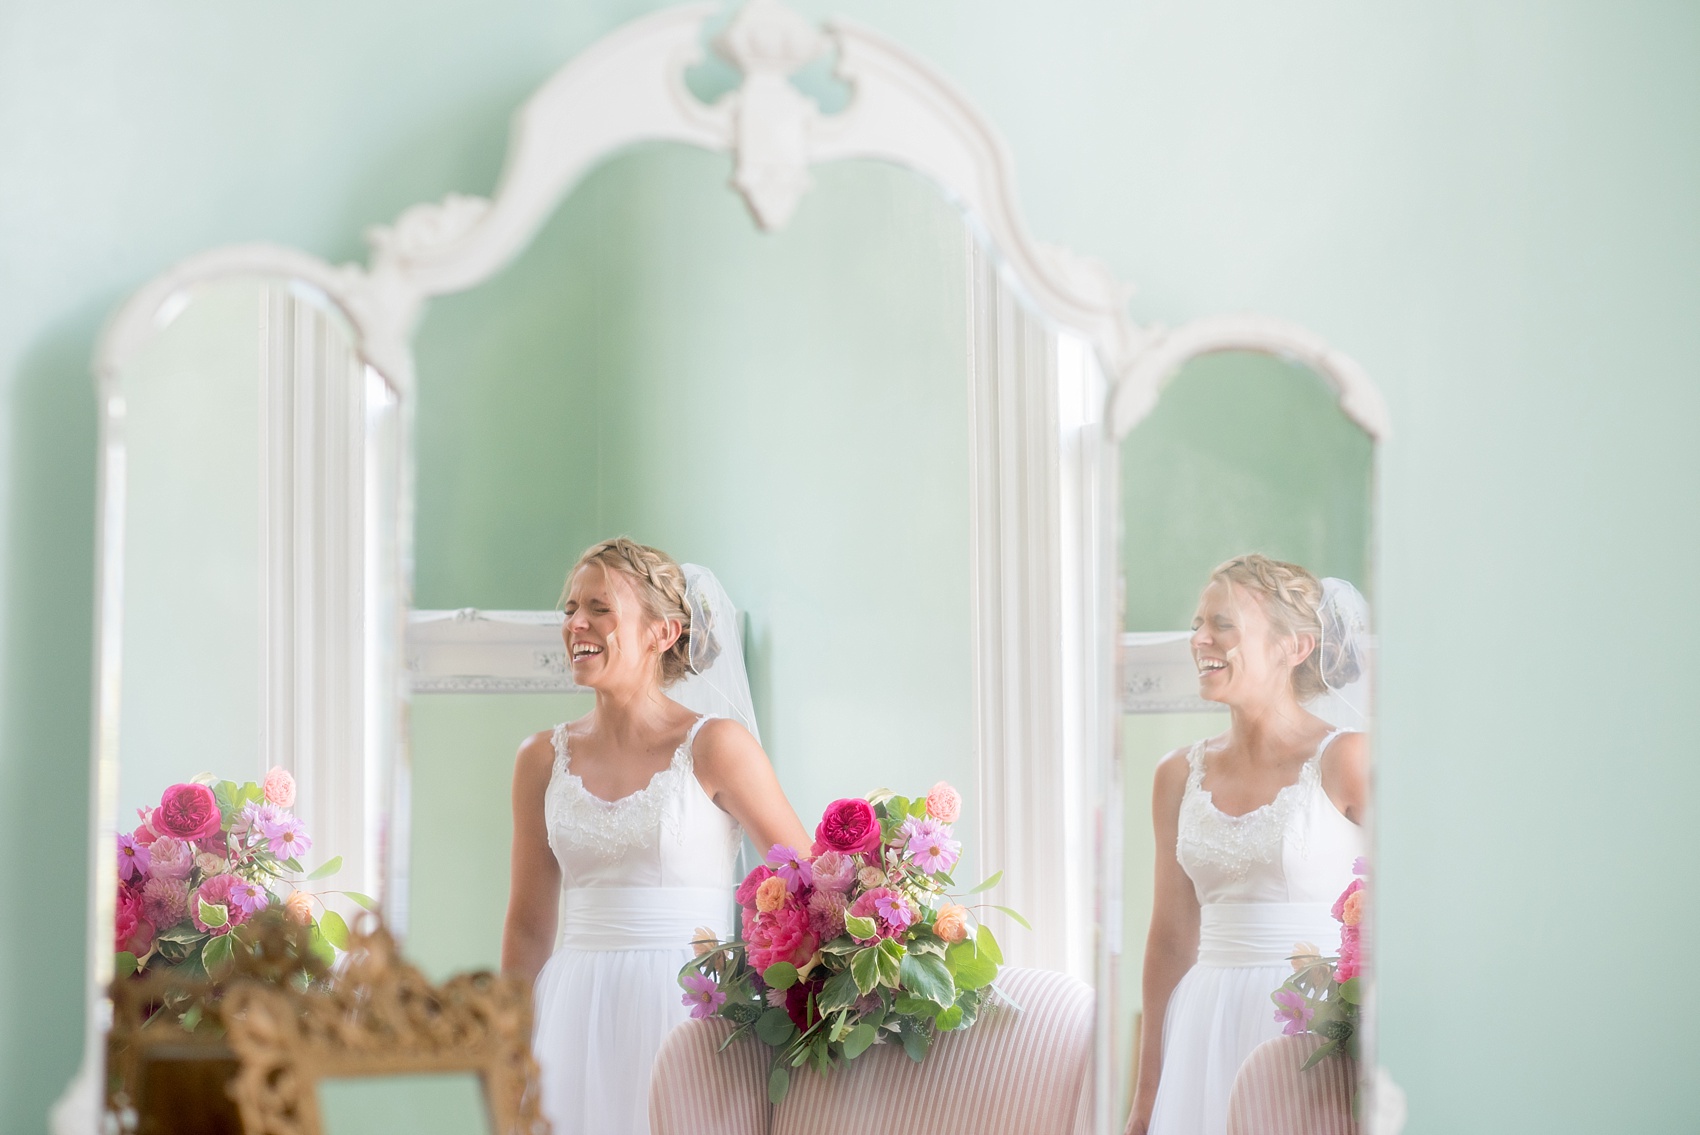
[543,716,742,892]
[1175,730,1365,906]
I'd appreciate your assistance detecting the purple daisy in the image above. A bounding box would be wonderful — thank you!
[681,973,726,1020]
[903,819,961,875]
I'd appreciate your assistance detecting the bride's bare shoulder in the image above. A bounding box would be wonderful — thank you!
[513,727,559,784]
[690,716,762,767]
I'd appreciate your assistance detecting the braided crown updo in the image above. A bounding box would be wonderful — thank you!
[562,538,717,687]
[1207,553,1352,701]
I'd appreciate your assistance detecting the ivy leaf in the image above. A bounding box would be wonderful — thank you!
[850,947,880,996]
[767,1064,790,1105]
[965,870,1003,895]
[756,1007,796,1047]
[196,899,229,929]
[214,782,239,818]
[946,940,998,991]
[935,1004,964,1031]
[762,962,798,991]
[114,952,138,980]
[844,914,877,941]
[892,994,937,1019]
[319,910,350,951]
[342,892,379,912]
[818,970,860,1015]
[898,952,955,1008]
[907,798,928,819]
[202,933,234,975]
[842,1022,878,1059]
[304,856,343,882]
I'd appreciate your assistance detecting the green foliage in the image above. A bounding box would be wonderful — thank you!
[899,1020,930,1063]
[818,970,860,1015]
[842,1021,878,1059]
[196,899,228,929]
[934,1004,964,1031]
[897,952,954,1008]
[756,1007,796,1047]
[966,870,1003,895]
[976,925,1004,965]
[989,906,1031,931]
[844,914,876,941]
[319,910,350,950]
[767,1065,790,1105]
[946,938,998,991]
[303,856,343,882]
[202,933,234,974]
[850,947,880,995]
[343,892,379,912]
[762,962,799,990]
[114,952,138,980]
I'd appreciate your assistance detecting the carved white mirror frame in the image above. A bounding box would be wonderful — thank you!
[1101,313,1402,1133]
[61,3,1400,1132]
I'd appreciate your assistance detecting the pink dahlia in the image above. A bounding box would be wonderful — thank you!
[116,832,150,883]
[191,874,251,935]
[141,876,190,929]
[848,886,910,940]
[809,850,856,893]
[806,889,849,941]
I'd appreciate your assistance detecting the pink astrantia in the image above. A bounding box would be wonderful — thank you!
[257,813,312,861]
[116,832,151,883]
[1273,988,1314,1036]
[903,818,961,875]
[766,844,814,893]
[681,972,726,1019]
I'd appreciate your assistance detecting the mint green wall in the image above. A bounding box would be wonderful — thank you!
[3,3,1697,1133]
[1121,351,1373,629]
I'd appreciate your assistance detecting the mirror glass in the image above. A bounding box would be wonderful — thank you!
[1114,349,1374,1130]
[106,275,403,979]
[319,1073,491,1135]
[406,144,1031,975]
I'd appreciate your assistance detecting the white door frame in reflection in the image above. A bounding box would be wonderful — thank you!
[64,5,1397,1134]
[1099,314,1399,1133]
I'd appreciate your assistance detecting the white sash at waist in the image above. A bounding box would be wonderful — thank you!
[1197,901,1339,967]
[555,885,730,952]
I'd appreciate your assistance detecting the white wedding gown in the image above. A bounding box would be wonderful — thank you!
[532,714,740,1135]
[1148,728,1366,1135]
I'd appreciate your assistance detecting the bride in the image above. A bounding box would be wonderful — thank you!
[502,538,810,1135]
[1128,555,1370,1135]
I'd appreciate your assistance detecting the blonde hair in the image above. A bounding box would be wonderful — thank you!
[562,538,709,687]
[1208,554,1328,700]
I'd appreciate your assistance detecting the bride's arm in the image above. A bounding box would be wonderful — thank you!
[1319,731,1370,824]
[1128,749,1200,1135]
[691,718,812,854]
[501,731,562,984]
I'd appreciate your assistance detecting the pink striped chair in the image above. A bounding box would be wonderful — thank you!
[650,967,1094,1135]
[1225,1034,1359,1135]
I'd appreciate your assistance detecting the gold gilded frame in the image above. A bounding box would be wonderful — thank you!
[222,927,548,1135]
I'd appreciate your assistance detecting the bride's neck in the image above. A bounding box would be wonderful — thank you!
[590,681,674,741]
[1225,696,1315,758]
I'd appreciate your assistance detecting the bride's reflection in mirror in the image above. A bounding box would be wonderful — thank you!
[1116,350,1375,1135]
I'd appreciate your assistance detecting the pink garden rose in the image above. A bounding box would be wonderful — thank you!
[131,818,160,847]
[813,797,881,856]
[191,874,251,935]
[743,906,816,973]
[735,865,777,912]
[151,783,222,842]
[262,766,297,808]
[115,887,143,952]
[1331,878,1363,924]
[147,836,194,881]
[809,850,856,893]
[925,781,963,823]
[1335,925,1362,983]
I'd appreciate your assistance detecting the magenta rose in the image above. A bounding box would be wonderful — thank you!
[115,887,142,952]
[151,783,222,842]
[813,797,881,856]
[744,906,816,973]
[735,865,778,912]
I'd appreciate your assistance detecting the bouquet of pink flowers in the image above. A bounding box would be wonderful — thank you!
[1270,857,1368,1066]
[115,768,370,982]
[679,782,1023,1104]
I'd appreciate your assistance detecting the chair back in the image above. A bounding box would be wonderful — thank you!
[1225,1034,1359,1135]
[649,1017,772,1135]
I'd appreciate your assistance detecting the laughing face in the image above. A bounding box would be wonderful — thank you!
[560,565,674,693]
[1190,579,1308,708]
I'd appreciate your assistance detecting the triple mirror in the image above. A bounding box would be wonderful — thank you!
[68,4,1390,1134]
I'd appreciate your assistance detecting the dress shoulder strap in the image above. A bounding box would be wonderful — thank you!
[549,722,570,771]
[680,714,718,761]
[1183,739,1209,791]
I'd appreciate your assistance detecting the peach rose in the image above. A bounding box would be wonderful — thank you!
[262,766,297,808]
[933,903,970,943]
[1342,890,1364,927]
[755,875,789,913]
[925,781,962,823]
[857,865,886,889]
[283,890,314,926]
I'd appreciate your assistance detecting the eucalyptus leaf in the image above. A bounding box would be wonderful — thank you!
[284,858,305,874]
[899,1022,930,1063]
[319,910,351,950]
[343,892,379,912]
[966,870,1003,895]
[307,924,335,969]
[114,952,138,980]
[843,1022,878,1058]
[767,1064,790,1105]
[303,856,343,882]
[990,906,1031,931]
[1301,1038,1342,1070]
[1338,976,1362,1005]
[763,962,798,990]
[756,1007,797,1047]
